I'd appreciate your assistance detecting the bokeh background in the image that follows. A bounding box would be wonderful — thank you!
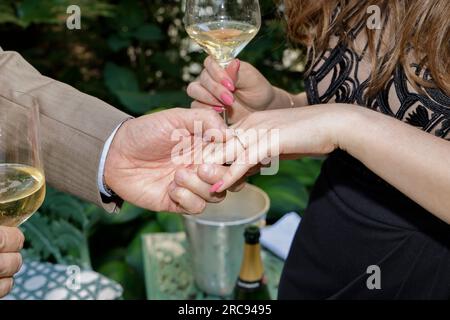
[0,0,322,299]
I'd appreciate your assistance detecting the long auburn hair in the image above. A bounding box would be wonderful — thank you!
[283,0,450,97]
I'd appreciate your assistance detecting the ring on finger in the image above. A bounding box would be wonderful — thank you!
[232,129,247,150]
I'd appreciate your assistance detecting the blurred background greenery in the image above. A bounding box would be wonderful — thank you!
[0,0,322,299]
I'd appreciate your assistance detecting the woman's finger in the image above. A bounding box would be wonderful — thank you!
[190,100,211,110]
[191,101,225,113]
[206,137,245,166]
[0,227,25,253]
[174,168,226,203]
[168,183,207,215]
[200,70,234,106]
[187,81,225,110]
[209,125,262,165]
[204,57,236,92]
[0,253,22,278]
[228,177,247,192]
[197,164,246,192]
[214,135,274,192]
[0,277,13,298]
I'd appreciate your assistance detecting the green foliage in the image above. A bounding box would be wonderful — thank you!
[0,0,322,299]
[96,260,144,300]
[250,159,322,221]
[0,0,114,27]
[20,187,103,270]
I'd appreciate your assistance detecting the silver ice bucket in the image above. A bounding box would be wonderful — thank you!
[183,183,270,296]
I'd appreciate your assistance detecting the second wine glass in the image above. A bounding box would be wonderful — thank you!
[185,0,261,68]
[0,102,45,227]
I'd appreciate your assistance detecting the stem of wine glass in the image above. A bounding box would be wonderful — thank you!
[218,60,232,126]
[218,60,232,69]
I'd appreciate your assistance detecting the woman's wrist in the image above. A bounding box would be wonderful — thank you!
[268,87,295,109]
[268,88,309,110]
[330,104,377,154]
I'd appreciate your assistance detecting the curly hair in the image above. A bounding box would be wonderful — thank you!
[283,0,450,96]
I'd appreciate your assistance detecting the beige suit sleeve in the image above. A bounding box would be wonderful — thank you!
[0,51,130,213]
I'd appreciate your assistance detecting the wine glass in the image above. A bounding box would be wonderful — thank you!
[184,0,262,123]
[0,101,45,227]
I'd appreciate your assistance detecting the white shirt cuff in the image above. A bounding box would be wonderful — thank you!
[97,121,126,197]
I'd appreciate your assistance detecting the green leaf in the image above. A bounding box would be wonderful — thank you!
[11,0,114,27]
[149,52,182,77]
[96,260,144,300]
[21,186,96,267]
[95,247,128,266]
[276,159,323,188]
[115,90,191,114]
[251,175,309,219]
[51,220,91,269]
[266,186,309,218]
[83,204,106,232]
[0,3,23,26]
[51,220,85,251]
[21,214,65,263]
[16,0,59,25]
[146,106,169,114]
[125,221,162,275]
[107,35,131,52]
[113,0,145,33]
[42,192,88,228]
[133,24,164,41]
[156,212,184,233]
[101,202,147,225]
[104,62,139,92]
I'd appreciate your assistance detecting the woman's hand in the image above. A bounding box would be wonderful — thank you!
[187,57,293,123]
[171,163,247,206]
[0,227,24,298]
[209,105,353,191]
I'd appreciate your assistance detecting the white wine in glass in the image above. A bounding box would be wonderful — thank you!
[185,0,261,68]
[0,102,45,227]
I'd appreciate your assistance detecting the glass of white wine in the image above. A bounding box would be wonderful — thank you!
[185,0,261,122]
[0,102,45,227]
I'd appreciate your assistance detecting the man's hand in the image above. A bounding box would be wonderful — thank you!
[0,227,24,298]
[104,108,228,214]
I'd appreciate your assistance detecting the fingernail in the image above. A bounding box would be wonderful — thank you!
[235,59,241,69]
[221,79,235,92]
[220,93,234,106]
[213,106,224,113]
[209,180,224,193]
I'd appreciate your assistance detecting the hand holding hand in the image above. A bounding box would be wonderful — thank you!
[104,108,229,214]
[0,227,24,298]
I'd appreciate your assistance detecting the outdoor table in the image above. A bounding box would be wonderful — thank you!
[142,232,284,300]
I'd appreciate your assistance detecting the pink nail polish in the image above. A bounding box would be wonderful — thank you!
[220,93,234,106]
[221,79,235,92]
[209,180,224,193]
[213,106,224,113]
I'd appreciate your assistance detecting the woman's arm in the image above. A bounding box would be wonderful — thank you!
[339,104,450,224]
[211,104,450,224]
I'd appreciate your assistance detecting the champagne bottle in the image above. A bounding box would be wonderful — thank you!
[233,225,271,300]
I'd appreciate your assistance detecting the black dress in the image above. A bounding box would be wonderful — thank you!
[278,38,450,299]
